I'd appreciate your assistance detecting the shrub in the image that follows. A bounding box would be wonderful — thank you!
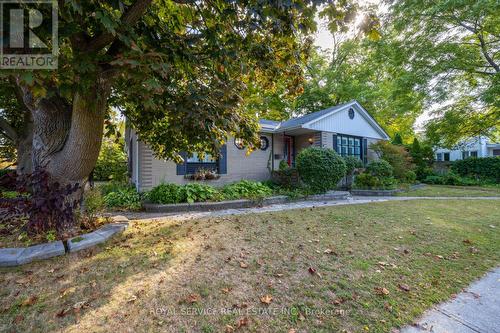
[354,160,397,189]
[0,170,80,236]
[146,183,183,204]
[84,187,105,216]
[404,170,417,184]
[180,183,218,203]
[408,138,434,181]
[221,180,272,200]
[423,175,444,185]
[343,156,363,175]
[416,166,435,180]
[271,168,299,189]
[366,159,393,177]
[442,172,463,185]
[451,157,500,182]
[103,186,141,210]
[279,160,289,171]
[295,147,346,193]
[94,139,127,182]
[371,141,414,180]
[353,172,397,190]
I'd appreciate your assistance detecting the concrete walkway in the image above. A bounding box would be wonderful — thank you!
[116,195,500,221]
[400,267,500,333]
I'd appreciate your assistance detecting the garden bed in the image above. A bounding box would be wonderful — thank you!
[351,184,425,196]
[143,191,350,213]
[0,216,129,267]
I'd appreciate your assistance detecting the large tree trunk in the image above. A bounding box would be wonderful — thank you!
[16,124,33,175]
[19,78,111,187]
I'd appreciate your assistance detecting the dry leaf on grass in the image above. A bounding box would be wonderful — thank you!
[239,261,248,268]
[398,284,411,292]
[308,267,322,278]
[186,293,201,304]
[236,317,249,328]
[374,287,390,296]
[260,295,273,304]
[13,314,24,324]
[21,295,38,306]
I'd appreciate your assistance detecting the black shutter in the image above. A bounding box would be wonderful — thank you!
[332,134,338,153]
[218,144,227,174]
[363,138,368,165]
[176,151,187,175]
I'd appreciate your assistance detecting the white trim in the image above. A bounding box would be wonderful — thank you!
[134,136,139,191]
[302,101,390,140]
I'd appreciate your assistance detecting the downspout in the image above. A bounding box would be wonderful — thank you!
[271,133,274,171]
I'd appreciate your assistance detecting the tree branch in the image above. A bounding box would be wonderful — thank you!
[0,117,18,142]
[477,32,500,73]
[88,0,153,53]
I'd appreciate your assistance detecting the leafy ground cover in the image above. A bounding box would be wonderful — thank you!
[398,185,500,197]
[0,200,499,332]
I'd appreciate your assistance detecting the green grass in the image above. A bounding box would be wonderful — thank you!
[397,184,500,197]
[0,200,499,332]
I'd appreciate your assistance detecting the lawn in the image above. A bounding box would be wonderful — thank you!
[1,200,499,333]
[397,184,500,197]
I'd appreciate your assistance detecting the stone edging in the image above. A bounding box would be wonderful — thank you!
[143,191,351,213]
[0,216,129,267]
[351,183,426,196]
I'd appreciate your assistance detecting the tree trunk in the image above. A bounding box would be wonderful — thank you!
[16,112,33,175]
[20,78,111,187]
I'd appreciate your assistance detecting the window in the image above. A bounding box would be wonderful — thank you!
[436,153,443,161]
[348,108,355,119]
[185,153,217,174]
[187,153,215,163]
[259,136,269,151]
[444,152,450,161]
[234,138,244,150]
[470,151,478,157]
[462,151,469,159]
[336,134,362,160]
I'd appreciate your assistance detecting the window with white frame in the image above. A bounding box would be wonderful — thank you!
[336,134,361,159]
[436,153,443,161]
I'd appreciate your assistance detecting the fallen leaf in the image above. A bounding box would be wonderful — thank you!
[308,267,322,278]
[127,295,137,303]
[186,293,201,304]
[13,314,24,324]
[22,295,38,306]
[463,239,472,244]
[55,308,70,318]
[239,261,248,268]
[288,329,297,333]
[260,295,273,304]
[374,287,390,296]
[398,284,411,292]
[236,317,249,328]
[15,277,31,285]
[221,288,232,294]
[225,325,235,333]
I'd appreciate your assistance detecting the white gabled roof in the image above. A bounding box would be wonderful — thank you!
[259,100,390,140]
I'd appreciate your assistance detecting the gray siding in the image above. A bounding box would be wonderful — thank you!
[135,134,273,191]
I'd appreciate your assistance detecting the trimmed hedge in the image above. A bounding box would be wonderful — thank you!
[295,147,346,193]
[451,157,500,182]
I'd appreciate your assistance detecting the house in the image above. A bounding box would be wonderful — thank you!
[126,100,390,191]
[434,136,500,162]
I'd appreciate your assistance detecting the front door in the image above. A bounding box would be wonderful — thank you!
[284,136,294,166]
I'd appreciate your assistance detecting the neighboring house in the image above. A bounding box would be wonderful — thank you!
[125,100,390,191]
[434,136,500,162]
